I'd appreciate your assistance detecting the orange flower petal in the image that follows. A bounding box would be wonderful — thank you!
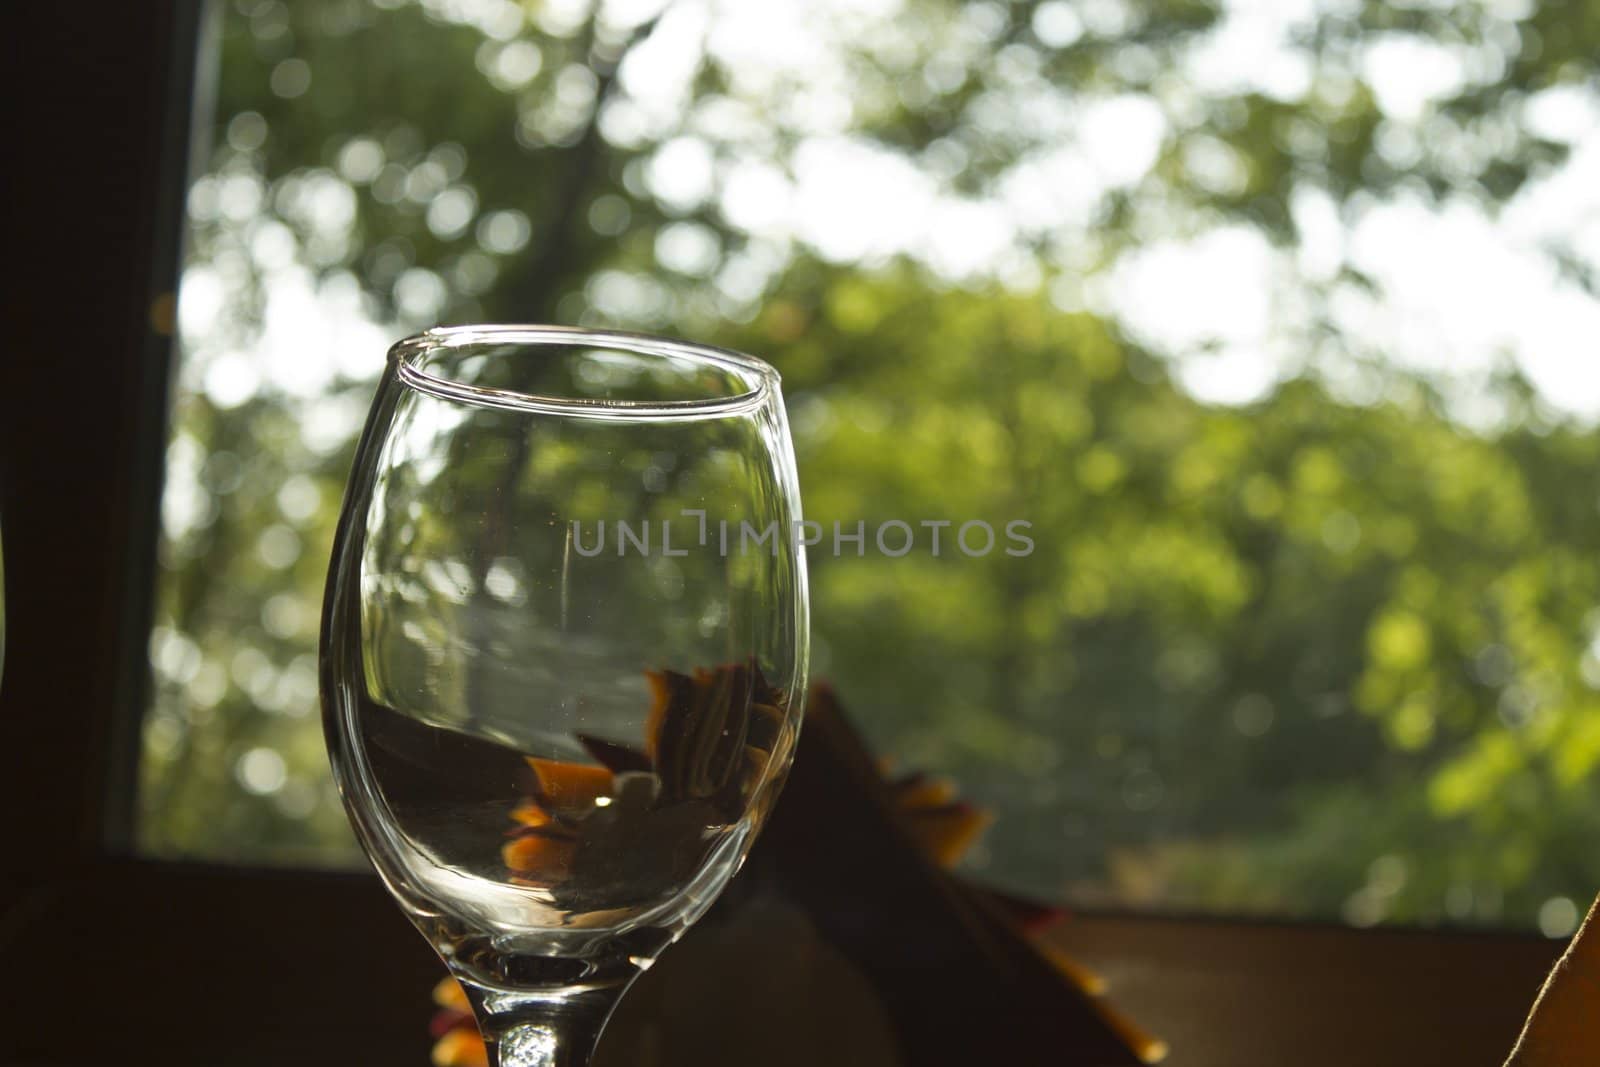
[502,831,577,877]
[432,1028,490,1067]
[509,800,554,829]
[1036,942,1107,996]
[891,774,958,810]
[901,802,994,869]
[432,976,471,1012]
[524,757,614,810]
[644,669,674,763]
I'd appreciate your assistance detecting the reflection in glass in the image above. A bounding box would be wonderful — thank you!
[322,326,808,1066]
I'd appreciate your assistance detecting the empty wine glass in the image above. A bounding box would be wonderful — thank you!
[321,326,809,1066]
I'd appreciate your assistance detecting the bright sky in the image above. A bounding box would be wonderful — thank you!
[180,0,1600,427]
[1110,1,1600,421]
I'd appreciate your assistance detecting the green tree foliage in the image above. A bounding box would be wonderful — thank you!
[142,0,1600,927]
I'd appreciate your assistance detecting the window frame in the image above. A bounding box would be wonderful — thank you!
[0,3,1563,1064]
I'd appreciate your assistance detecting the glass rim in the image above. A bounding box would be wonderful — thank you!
[388,324,780,420]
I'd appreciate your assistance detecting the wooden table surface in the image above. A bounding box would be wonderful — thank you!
[1049,911,1562,1066]
[0,863,1565,1065]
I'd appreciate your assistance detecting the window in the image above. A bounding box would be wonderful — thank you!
[139,0,1600,944]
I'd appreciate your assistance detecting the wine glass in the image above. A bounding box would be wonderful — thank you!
[321,325,809,1066]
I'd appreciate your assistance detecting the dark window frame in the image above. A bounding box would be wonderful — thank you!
[0,4,1561,1064]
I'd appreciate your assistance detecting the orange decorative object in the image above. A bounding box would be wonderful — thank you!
[432,976,470,1013]
[525,757,614,810]
[888,772,959,809]
[432,679,1161,1066]
[508,800,554,829]
[500,830,577,881]
[430,977,486,1067]
[897,799,994,870]
[431,1027,490,1067]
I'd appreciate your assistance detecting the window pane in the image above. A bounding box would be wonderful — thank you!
[142,0,1600,934]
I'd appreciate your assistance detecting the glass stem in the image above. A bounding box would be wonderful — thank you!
[464,977,632,1067]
